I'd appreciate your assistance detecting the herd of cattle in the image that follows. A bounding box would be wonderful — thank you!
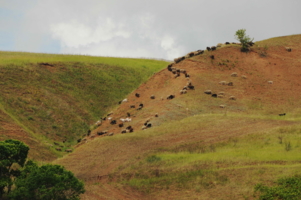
[66,42,293,149]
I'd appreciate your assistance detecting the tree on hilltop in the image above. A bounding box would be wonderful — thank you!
[235,29,254,52]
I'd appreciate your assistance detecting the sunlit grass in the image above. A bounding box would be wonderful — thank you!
[0,51,168,160]
[0,51,167,70]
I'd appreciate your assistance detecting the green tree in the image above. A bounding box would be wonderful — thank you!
[9,161,85,200]
[0,139,29,196]
[234,29,254,52]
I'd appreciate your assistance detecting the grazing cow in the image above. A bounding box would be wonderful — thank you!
[167,95,175,100]
[231,72,238,77]
[99,130,108,135]
[220,105,225,108]
[127,112,131,117]
[225,42,230,45]
[54,142,59,146]
[211,46,216,51]
[247,42,255,46]
[195,50,204,55]
[229,96,236,100]
[150,95,155,99]
[219,81,227,85]
[180,90,187,94]
[185,52,195,58]
[87,129,91,136]
[211,94,217,98]
[279,113,286,116]
[65,149,72,153]
[130,105,135,108]
[228,82,233,86]
[135,93,140,97]
[188,85,195,90]
[55,148,62,151]
[108,132,114,136]
[285,47,292,52]
[204,90,212,94]
[268,81,273,84]
[210,55,214,59]
[118,123,124,127]
[124,117,131,122]
[97,131,104,135]
[206,47,211,51]
[77,139,81,143]
[167,63,174,71]
[110,120,117,125]
[175,56,185,63]
[95,120,102,126]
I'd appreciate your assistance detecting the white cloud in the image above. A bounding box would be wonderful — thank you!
[1,0,301,59]
[50,18,131,48]
[161,36,174,50]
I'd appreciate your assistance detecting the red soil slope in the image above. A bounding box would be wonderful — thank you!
[84,35,301,142]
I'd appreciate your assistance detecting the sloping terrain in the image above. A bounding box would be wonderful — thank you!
[55,34,301,199]
[0,53,167,160]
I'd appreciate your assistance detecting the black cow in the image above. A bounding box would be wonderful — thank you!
[188,85,195,90]
[167,95,175,100]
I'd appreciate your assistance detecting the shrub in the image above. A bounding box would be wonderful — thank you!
[254,175,301,200]
[235,29,254,52]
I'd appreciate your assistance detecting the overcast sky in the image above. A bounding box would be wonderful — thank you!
[0,0,300,60]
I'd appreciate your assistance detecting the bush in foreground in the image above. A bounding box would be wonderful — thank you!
[9,161,85,200]
[254,175,301,200]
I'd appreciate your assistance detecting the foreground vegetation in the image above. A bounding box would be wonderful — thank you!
[0,139,84,200]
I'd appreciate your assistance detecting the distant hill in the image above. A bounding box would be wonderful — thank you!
[0,52,168,160]
[55,34,301,199]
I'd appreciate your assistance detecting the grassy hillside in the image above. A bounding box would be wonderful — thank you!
[55,34,301,199]
[0,51,168,160]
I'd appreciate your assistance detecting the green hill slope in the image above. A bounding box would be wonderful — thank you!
[0,51,168,160]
